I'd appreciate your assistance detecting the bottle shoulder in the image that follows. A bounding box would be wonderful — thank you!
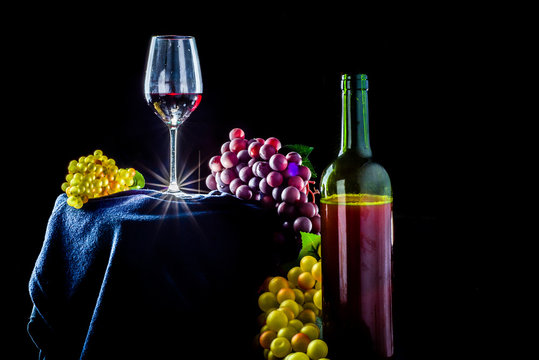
[320,153,391,198]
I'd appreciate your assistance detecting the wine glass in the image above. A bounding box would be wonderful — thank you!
[144,35,203,195]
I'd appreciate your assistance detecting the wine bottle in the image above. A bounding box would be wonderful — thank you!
[320,74,393,359]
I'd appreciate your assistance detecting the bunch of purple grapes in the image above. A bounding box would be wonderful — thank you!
[205,128,320,237]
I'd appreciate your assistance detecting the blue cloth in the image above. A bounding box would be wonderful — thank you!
[28,190,296,359]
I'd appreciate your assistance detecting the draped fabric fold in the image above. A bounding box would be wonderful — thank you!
[28,190,293,359]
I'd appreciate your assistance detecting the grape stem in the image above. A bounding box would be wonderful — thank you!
[306,180,319,203]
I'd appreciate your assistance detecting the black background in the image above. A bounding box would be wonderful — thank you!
[4,4,510,359]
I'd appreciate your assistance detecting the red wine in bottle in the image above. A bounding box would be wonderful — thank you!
[146,93,202,126]
[320,74,394,360]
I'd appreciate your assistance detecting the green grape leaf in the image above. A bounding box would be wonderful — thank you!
[281,144,317,179]
[298,231,321,261]
[130,170,145,189]
[281,144,314,158]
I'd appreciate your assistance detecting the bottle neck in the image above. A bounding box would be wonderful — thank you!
[339,83,372,158]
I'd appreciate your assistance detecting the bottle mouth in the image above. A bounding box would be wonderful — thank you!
[153,35,195,40]
[341,74,369,90]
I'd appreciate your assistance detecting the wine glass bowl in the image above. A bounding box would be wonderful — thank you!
[144,35,203,195]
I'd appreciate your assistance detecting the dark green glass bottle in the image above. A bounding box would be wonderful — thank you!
[320,74,394,359]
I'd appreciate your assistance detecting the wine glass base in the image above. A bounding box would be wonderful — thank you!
[167,183,181,193]
[162,184,197,199]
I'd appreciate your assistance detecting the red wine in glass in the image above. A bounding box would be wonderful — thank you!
[144,35,202,195]
[147,93,202,127]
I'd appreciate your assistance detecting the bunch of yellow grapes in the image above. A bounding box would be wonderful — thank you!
[60,150,138,209]
[257,248,329,360]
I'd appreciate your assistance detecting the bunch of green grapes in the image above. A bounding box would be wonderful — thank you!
[61,149,140,209]
[256,250,329,360]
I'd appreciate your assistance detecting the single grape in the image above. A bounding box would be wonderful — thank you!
[288,176,305,191]
[286,152,302,165]
[209,156,223,172]
[220,151,238,168]
[259,178,272,195]
[237,149,250,163]
[252,161,261,176]
[118,168,128,179]
[67,195,77,207]
[235,184,253,200]
[290,332,311,354]
[260,144,277,160]
[276,288,296,303]
[300,323,319,341]
[256,161,272,178]
[229,127,245,140]
[266,310,289,332]
[248,177,261,191]
[230,137,248,153]
[259,292,280,312]
[265,137,282,150]
[297,273,316,291]
[312,260,322,282]
[229,178,244,194]
[269,153,288,171]
[300,255,317,272]
[282,221,291,230]
[77,162,87,172]
[298,202,316,218]
[306,339,329,360]
[313,289,322,310]
[259,330,277,349]
[281,186,300,204]
[311,214,321,233]
[267,171,283,187]
[277,326,298,342]
[72,197,83,209]
[268,276,289,294]
[215,171,225,186]
[270,337,291,358]
[217,183,230,193]
[239,166,254,182]
[297,165,311,181]
[277,202,296,219]
[279,299,300,318]
[248,141,262,158]
[221,141,231,154]
[220,168,237,185]
[272,186,284,201]
[68,160,78,173]
[293,289,305,305]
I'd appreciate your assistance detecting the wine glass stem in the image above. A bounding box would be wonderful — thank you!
[168,126,180,192]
